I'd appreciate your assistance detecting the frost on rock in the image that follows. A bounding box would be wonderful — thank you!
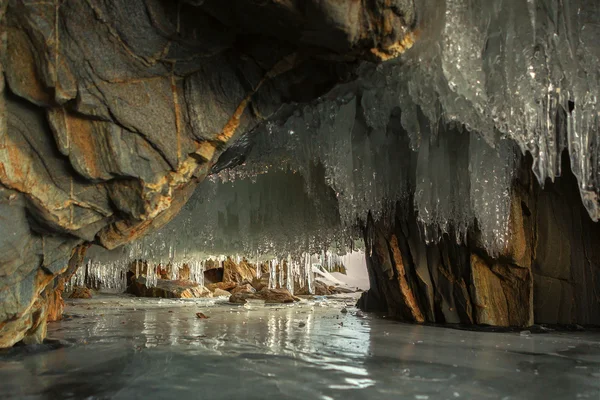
[80,0,600,289]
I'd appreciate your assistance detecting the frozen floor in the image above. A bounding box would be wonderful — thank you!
[1,294,599,399]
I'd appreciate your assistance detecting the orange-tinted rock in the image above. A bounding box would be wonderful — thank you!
[228,288,298,304]
[295,281,332,296]
[207,282,237,292]
[157,264,170,279]
[470,255,509,326]
[260,262,270,275]
[229,292,251,304]
[470,254,533,327]
[213,288,232,297]
[46,283,66,322]
[127,277,212,299]
[231,283,256,295]
[251,273,270,292]
[222,257,257,284]
[260,288,298,303]
[69,287,93,299]
[389,234,425,323]
[178,264,191,281]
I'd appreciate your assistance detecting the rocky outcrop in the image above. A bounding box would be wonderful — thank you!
[212,288,232,298]
[69,287,93,299]
[296,280,355,296]
[229,288,298,304]
[230,283,256,295]
[250,274,270,292]
[0,0,416,346]
[206,281,236,293]
[0,243,87,347]
[359,154,600,327]
[222,258,257,285]
[127,277,212,299]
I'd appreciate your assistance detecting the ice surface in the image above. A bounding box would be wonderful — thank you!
[1,295,598,399]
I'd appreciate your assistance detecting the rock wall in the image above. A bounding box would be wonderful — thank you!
[359,153,600,327]
[0,0,416,347]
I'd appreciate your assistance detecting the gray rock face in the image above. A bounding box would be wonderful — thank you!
[0,0,416,346]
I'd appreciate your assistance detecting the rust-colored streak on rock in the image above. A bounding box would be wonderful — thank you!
[178,264,190,281]
[170,67,182,167]
[46,280,65,322]
[207,282,237,292]
[127,277,212,299]
[0,265,55,347]
[63,111,102,178]
[370,31,417,61]
[216,53,299,144]
[229,288,298,304]
[222,257,257,284]
[389,234,425,323]
[47,244,90,323]
[6,27,51,105]
[470,254,510,327]
[99,53,301,252]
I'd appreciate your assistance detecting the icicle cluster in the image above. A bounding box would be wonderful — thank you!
[401,0,600,219]
[81,0,600,284]
[223,0,600,252]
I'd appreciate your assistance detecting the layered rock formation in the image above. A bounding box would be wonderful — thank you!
[359,153,600,326]
[0,0,416,347]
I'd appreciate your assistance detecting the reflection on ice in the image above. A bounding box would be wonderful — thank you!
[0,294,598,399]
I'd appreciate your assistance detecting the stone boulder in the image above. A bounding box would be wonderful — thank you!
[296,281,332,296]
[213,288,232,297]
[295,281,355,296]
[251,274,271,292]
[127,277,212,299]
[222,258,257,285]
[229,288,298,304]
[206,282,237,292]
[69,287,93,299]
[230,283,256,295]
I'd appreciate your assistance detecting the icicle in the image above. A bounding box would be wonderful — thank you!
[278,258,283,289]
[255,251,260,278]
[286,257,293,293]
[269,260,276,289]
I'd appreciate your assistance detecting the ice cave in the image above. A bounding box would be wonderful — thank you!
[0,0,599,398]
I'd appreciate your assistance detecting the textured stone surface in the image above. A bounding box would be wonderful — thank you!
[230,283,256,295]
[0,0,416,347]
[229,288,298,304]
[127,277,212,299]
[69,287,93,299]
[206,281,237,293]
[0,243,87,347]
[222,258,258,285]
[250,274,271,292]
[359,154,600,327]
[212,288,232,298]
